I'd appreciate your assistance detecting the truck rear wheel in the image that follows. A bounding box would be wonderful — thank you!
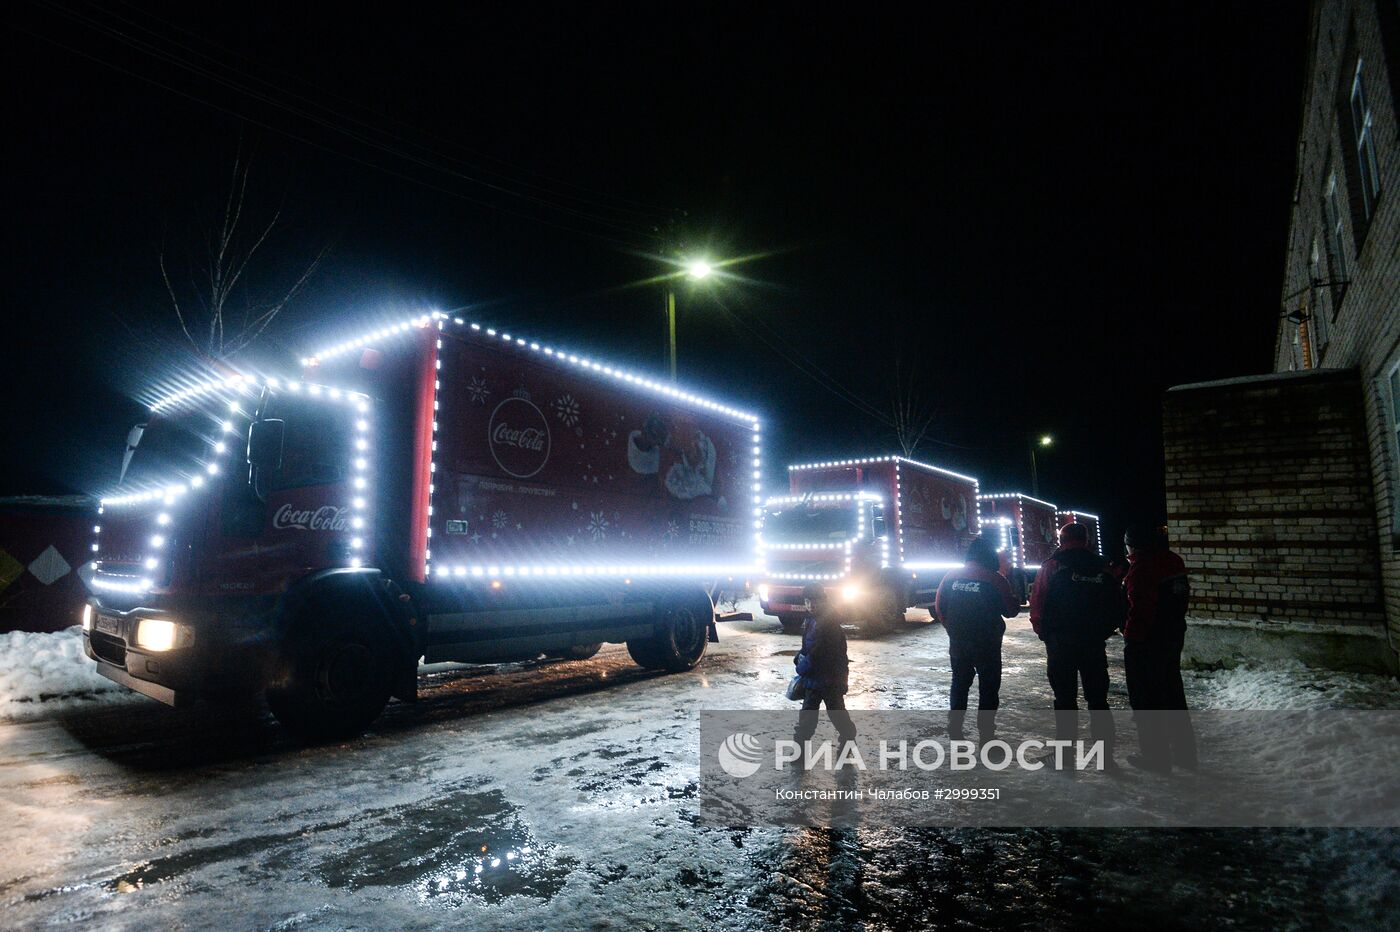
[268,615,393,742]
[627,591,711,672]
[561,642,603,661]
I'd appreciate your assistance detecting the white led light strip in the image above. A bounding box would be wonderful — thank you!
[432,563,760,579]
[764,491,883,505]
[302,311,759,424]
[787,454,978,485]
[1059,510,1103,555]
[979,491,1058,510]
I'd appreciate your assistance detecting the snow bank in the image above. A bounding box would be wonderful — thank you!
[0,625,134,719]
[1187,660,1400,710]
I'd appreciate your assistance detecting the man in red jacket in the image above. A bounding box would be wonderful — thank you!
[1122,523,1197,773]
[935,536,1020,741]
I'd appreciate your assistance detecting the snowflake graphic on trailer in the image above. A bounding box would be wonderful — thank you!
[664,520,680,540]
[467,377,491,405]
[585,511,609,541]
[492,510,511,529]
[552,393,581,426]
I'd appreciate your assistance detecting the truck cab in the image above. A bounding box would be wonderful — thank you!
[85,375,381,710]
[756,492,894,633]
[755,454,981,633]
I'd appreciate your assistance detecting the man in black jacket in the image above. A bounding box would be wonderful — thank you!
[793,584,856,745]
[935,536,1020,741]
[1028,523,1125,759]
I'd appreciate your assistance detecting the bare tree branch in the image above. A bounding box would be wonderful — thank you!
[158,247,196,350]
[159,152,324,360]
[887,354,940,457]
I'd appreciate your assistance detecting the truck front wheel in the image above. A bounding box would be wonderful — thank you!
[860,585,905,636]
[267,615,393,742]
[627,592,711,672]
[561,642,603,661]
[778,614,805,635]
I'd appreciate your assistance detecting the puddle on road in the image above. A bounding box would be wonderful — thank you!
[95,784,574,909]
[104,826,321,894]
[316,786,575,907]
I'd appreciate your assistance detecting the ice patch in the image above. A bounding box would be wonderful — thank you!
[1188,661,1400,710]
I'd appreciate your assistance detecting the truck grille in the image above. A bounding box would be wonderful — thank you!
[90,631,126,666]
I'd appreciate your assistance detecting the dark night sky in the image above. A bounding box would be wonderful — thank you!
[3,2,1311,553]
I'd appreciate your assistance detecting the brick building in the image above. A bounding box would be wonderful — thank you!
[1164,0,1400,673]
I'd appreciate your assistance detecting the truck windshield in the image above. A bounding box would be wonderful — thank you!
[763,506,857,542]
[121,409,223,490]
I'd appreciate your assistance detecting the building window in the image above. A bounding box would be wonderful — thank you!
[1322,169,1350,298]
[1390,358,1400,541]
[1309,238,1329,359]
[1348,58,1382,222]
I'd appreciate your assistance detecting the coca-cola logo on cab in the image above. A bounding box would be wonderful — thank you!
[273,504,349,531]
[488,396,551,478]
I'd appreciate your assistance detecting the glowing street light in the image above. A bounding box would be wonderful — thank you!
[1030,434,1054,498]
[666,256,718,383]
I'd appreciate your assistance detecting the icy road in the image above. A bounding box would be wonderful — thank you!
[2,608,1397,930]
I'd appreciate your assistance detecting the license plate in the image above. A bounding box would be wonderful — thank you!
[95,615,120,636]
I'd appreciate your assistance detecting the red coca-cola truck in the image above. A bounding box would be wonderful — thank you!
[83,312,761,739]
[1056,510,1103,556]
[976,492,1059,599]
[756,455,980,633]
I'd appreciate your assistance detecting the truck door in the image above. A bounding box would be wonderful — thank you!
[206,392,362,595]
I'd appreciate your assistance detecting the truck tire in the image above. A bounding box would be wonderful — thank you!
[860,584,904,635]
[627,591,711,672]
[561,642,603,661]
[778,613,805,635]
[267,614,393,742]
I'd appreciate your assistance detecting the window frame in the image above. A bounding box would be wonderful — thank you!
[1308,237,1329,360]
[1348,58,1382,222]
[1387,356,1400,543]
[1322,168,1350,307]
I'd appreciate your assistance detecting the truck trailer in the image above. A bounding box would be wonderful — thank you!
[976,492,1059,600]
[1055,510,1103,556]
[756,455,980,633]
[83,312,762,739]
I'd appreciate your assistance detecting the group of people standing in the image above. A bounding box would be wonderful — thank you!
[789,522,1197,774]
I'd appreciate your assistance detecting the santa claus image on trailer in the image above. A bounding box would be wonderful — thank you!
[627,412,720,505]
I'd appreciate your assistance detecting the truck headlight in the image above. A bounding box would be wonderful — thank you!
[841,584,862,603]
[81,604,93,632]
[757,584,770,601]
[135,618,178,652]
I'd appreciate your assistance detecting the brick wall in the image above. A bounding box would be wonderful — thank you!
[1163,371,1387,638]
[1273,0,1400,651]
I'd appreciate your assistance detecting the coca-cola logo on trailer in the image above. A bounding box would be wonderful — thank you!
[273,504,349,531]
[488,396,551,478]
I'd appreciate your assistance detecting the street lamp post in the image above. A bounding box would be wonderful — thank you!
[665,259,713,383]
[1029,434,1053,498]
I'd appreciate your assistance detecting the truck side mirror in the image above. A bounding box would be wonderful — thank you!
[247,419,285,474]
[872,506,888,539]
[119,423,146,484]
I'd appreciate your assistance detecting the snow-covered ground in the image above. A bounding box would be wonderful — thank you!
[0,626,134,719]
[0,606,1396,929]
